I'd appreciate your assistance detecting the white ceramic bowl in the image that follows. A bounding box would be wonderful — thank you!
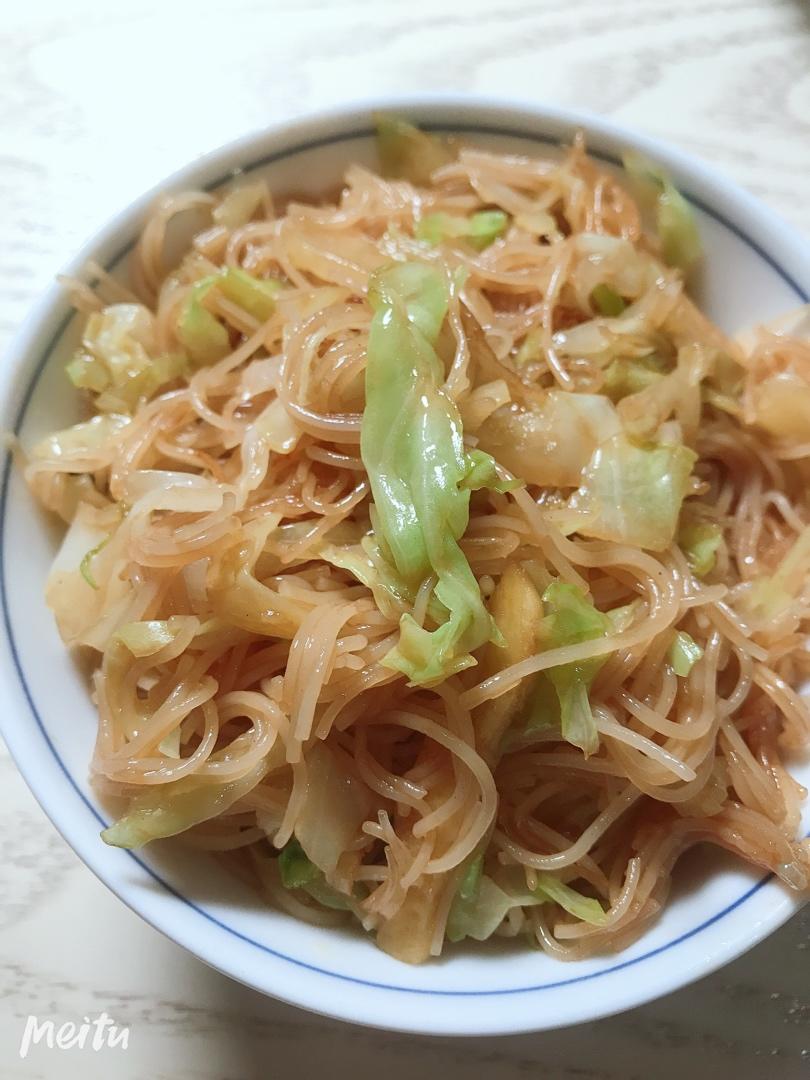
[1,97,808,1037]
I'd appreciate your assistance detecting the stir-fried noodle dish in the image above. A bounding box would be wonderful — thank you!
[27,117,810,963]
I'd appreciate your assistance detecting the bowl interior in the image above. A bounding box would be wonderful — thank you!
[1,102,808,1036]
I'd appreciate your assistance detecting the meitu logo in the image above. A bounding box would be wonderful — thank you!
[19,1012,130,1059]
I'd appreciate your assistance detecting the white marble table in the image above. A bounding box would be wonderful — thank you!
[2,1,809,1075]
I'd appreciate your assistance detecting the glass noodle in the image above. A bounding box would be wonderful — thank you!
[26,117,810,963]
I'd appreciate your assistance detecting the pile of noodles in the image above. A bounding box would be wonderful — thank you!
[25,122,810,964]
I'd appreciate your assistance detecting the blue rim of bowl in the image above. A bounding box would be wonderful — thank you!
[1,123,807,998]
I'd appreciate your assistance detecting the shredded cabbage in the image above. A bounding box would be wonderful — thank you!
[744,527,810,622]
[374,113,454,185]
[457,852,485,902]
[524,594,638,749]
[217,267,283,321]
[44,505,131,647]
[734,307,810,445]
[360,261,501,683]
[679,520,722,577]
[321,534,446,623]
[445,852,488,941]
[477,391,621,488]
[447,862,607,943]
[294,742,371,878]
[590,283,626,317]
[511,868,609,926]
[31,414,130,468]
[178,268,282,365]
[250,396,301,455]
[669,630,703,676]
[158,728,182,759]
[213,180,267,228]
[475,563,544,762]
[416,210,508,250]
[101,761,267,848]
[280,837,353,910]
[177,277,230,364]
[446,873,512,942]
[603,355,668,402]
[115,618,184,658]
[467,209,509,248]
[558,434,696,551]
[278,838,320,888]
[67,304,188,413]
[300,875,352,911]
[514,329,542,368]
[623,152,702,271]
[79,535,109,590]
[574,232,659,305]
[539,583,612,755]
[751,373,810,444]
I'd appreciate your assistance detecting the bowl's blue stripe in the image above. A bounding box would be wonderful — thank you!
[0,125,806,998]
